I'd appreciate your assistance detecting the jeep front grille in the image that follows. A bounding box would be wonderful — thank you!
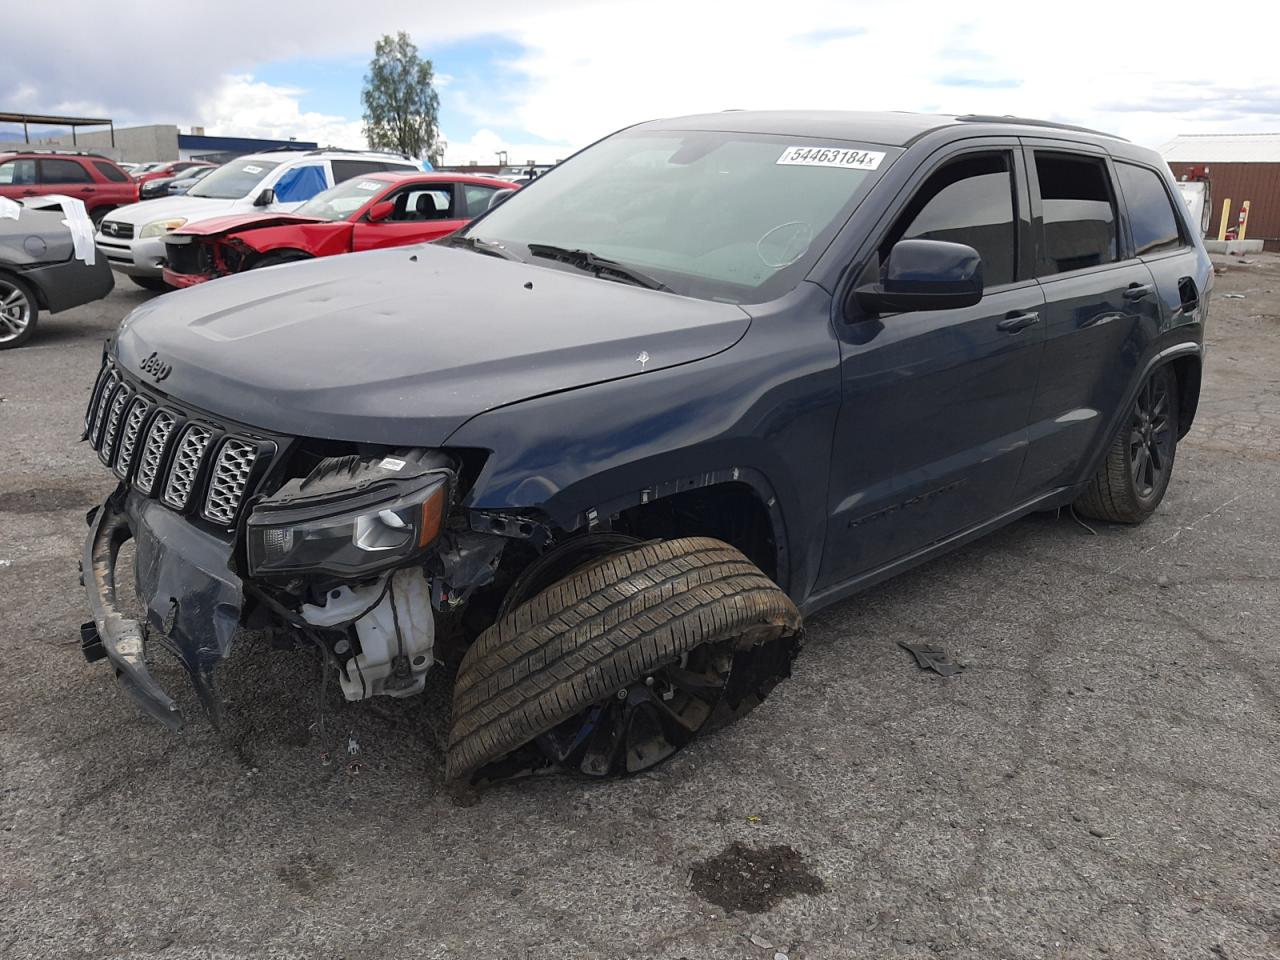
[204,439,259,524]
[87,358,274,526]
[113,397,151,479]
[134,410,176,495]
[98,386,132,467]
[162,424,213,508]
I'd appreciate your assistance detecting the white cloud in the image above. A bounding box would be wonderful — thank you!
[198,75,366,148]
[441,128,569,167]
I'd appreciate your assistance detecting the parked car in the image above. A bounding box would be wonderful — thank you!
[96,149,422,291]
[79,111,1209,786]
[139,163,217,200]
[166,166,216,196]
[0,196,113,348]
[161,172,516,286]
[0,151,138,225]
[134,160,215,188]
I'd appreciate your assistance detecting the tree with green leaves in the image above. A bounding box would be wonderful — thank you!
[361,32,442,164]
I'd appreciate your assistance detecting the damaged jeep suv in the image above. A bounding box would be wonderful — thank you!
[80,111,1210,784]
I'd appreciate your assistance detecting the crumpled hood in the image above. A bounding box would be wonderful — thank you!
[100,195,240,227]
[113,243,751,445]
[173,213,324,237]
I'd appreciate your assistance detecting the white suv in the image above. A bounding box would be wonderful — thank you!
[96,149,421,290]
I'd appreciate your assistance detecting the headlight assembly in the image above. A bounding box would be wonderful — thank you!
[139,218,187,238]
[246,450,453,579]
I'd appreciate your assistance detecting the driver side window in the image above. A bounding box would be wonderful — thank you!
[883,152,1018,288]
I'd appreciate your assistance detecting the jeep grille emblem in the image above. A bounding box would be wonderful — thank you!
[139,352,172,382]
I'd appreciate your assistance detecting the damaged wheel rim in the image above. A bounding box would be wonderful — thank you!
[0,281,31,343]
[537,644,735,777]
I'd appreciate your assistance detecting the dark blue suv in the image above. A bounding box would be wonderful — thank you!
[80,112,1208,784]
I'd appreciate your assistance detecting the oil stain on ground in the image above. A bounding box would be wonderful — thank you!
[689,842,825,913]
[0,485,96,514]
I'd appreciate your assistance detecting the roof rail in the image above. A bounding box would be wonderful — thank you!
[299,147,415,160]
[0,147,113,160]
[955,115,1127,142]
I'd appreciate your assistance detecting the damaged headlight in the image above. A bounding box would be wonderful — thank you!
[246,450,453,578]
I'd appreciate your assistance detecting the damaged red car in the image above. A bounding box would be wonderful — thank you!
[161,172,517,287]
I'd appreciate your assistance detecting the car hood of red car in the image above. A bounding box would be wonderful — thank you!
[172,213,332,237]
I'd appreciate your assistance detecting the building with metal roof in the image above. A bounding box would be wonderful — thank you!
[1162,133,1280,250]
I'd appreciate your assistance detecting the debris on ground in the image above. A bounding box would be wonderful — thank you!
[1222,293,1246,299]
[690,842,825,914]
[898,641,964,677]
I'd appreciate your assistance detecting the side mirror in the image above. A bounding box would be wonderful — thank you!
[367,200,395,222]
[854,238,983,314]
[253,187,275,208]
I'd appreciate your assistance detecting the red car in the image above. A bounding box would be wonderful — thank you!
[0,151,139,225]
[161,172,516,287]
[133,160,216,185]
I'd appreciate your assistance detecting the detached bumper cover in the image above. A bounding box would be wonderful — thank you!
[81,489,244,728]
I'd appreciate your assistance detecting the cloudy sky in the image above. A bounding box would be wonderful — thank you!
[3,0,1278,164]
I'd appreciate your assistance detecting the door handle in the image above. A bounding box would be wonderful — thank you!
[21,189,37,196]
[997,311,1040,333]
[1123,283,1154,301]
[81,187,96,193]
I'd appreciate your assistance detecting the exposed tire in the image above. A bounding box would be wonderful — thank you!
[0,274,39,350]
[447,537,802,783]
[251,251,311,270]
[1075,364,1179,524]
[128,275,172,293]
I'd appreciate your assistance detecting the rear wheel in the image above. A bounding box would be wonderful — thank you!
[1075,365,1179,523]
[0,275,38,350]
[447,537,803,784]
[128,275,172,293]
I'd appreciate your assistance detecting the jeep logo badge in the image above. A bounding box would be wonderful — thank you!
[139,352,172,382]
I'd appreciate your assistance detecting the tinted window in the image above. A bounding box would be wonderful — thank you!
[886,152,1017,287]
[0,159,36,185]
[1034,153,1117,274]
[93,161,129,182]
[461,184,502,217]
[331,159,388,183]
[1117,163,1182,255]
[40,158,92,184]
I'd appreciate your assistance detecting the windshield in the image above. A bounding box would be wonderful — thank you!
[188,159,283,199]
[295,177,387,221]
[466,130,893,302]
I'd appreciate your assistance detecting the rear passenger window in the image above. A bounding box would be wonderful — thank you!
[1033,153,1117,274]
[0,159,36,185]
[1116,163,1183,255]
[39,158,92,184]
[885,152,1017,288]
[93,161,129,182]
[331,159,388,182]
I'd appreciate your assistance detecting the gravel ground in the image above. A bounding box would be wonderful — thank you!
[1,258,1278,960]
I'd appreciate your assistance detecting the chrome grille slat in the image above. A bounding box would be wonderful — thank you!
[162,425,214,509]
[85,361,112,433]
[89,374,118,448]
[204,439,258,524]
[113,398,151,479]
[98,387,132,466]
[134,410,177,495]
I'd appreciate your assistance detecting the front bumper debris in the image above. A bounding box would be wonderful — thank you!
[80,487,244,729]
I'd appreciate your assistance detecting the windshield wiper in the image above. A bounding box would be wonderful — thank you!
[526,243,669,291]
[443,234,525,262]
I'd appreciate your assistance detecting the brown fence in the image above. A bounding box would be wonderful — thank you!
[1167,161,1280,250]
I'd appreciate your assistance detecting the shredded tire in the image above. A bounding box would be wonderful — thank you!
[446,537,801,781]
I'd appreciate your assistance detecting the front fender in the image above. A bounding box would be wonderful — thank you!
[442,299,843,604]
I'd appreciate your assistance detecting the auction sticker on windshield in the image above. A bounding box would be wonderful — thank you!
[777,146,884,170]
[356,181,382,190]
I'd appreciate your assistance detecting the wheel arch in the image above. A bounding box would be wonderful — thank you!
[1167,352,1201,439]
[0,267,43,311]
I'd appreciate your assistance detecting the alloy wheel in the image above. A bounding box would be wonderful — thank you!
[0,280,31,344]
[1129,373,1174,498]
